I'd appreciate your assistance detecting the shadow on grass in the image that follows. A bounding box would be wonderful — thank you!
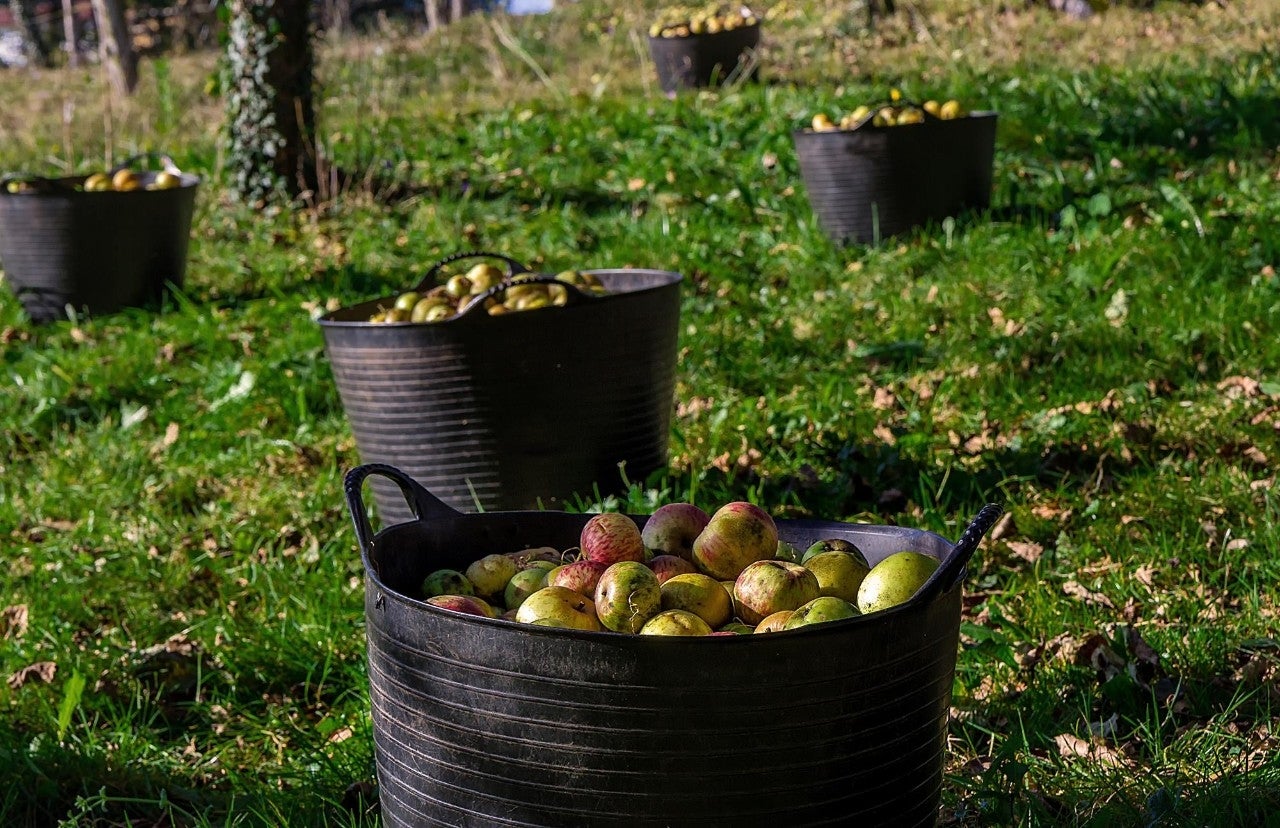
[0,715,377,828]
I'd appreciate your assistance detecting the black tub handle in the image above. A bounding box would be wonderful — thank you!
[344,463,461,554]
[453,273,596,321]
[914,503,1003,604]
[412,250,532,294]
[111,151,184,175]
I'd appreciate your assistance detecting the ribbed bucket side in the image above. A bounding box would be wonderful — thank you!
[326,336,496,526]
[321,270,682,525]
[794,113,997,245]
[0,176,198,322]
[363,515,960,827]
[648,24,761,93]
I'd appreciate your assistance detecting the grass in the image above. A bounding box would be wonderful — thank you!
[2,0,1279,824]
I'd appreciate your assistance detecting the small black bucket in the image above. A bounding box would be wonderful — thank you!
[0,156,199,323]
[793,110,997,245]
[319,252,683,525]
[648,23,761,94]
[345,463,1004,827]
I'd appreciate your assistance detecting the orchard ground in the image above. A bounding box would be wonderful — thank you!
[2,0,1280,825]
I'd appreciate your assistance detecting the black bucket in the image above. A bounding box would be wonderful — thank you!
[793,111,997,245]
[319,252,683,525]
[648,23,761,94]
[345,462,1004,827]
[0,157,199,323]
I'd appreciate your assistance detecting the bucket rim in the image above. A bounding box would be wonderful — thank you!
[646,20,762,44]
[791,110,998,142]
[0,171,203,195]
[317,266,684,327]
[345,463,1002,643]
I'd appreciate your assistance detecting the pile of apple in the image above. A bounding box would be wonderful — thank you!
[4,168,183,195]
[367,264,608,324]
[808,98,969,132]
[648,4,759,38]
[419,502,943,636]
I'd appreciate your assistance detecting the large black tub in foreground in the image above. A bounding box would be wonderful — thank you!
[345,463,1003,828]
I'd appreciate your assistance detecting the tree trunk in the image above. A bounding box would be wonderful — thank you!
[224,0,319,205]
[425,0,442,30]
[10,0,53,67]
[90,0,138,95]
[61,0,79,67]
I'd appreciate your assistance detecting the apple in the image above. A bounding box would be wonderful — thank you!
[640,503,711,562]
[504,567,550,611]
[718,621,755,635]
[640,609,713,636]
[784,596,860,630]
[691,501,779,580]
[507,546,564,568]
[732,559,821,626]
[649,554,697,584]
[659,572,732,629]
[801,538,868,566]
[426,594,497,618]
[803,551,871,603]
[465,554,520,599]
[515,586,603,631]
[547,559,609,596]
[754,610,794,633]
[581,513,646,565]
[420,568,474,599]
[594,561,662,633]
[774,540,801,563]
[857,551,940,614]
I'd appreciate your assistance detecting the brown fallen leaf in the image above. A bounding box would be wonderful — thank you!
[8,661,56,689]
[1006,539,1044,564]
[2,604,28,640]
[990,512,1017,541]
[1063,580,1116,609]
[1053,732,1127,767]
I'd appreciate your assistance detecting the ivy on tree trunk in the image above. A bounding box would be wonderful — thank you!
[10,0,52,67]
[224,0,319,205]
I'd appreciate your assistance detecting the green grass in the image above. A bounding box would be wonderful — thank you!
[2,0,1280,824]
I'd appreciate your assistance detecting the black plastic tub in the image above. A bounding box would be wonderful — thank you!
[345,463,1003,828]
[0,168,199,323]
[648,23,761,94]
[793,111,997,245]
[319,253,683,525]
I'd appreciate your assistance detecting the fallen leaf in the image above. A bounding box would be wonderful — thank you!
[8,661,56,689]
[1054,732,1127,766]
[1104,289,1129,326]
[1077,633,1125,679]
[1216,376,1261,398]
[990,512,1017,540]
[1006,540,1043,564]
[2,605,29,639]
[1063,581,1116,609]
[873,424,896,445]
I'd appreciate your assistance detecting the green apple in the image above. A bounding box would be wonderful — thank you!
[639,609,713,636]
[464,554,520,599]
[420,568,474,599]
[857,551,940,614]
[784,596,860,630]
[803,551,871,603]
[515,585,602,631]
